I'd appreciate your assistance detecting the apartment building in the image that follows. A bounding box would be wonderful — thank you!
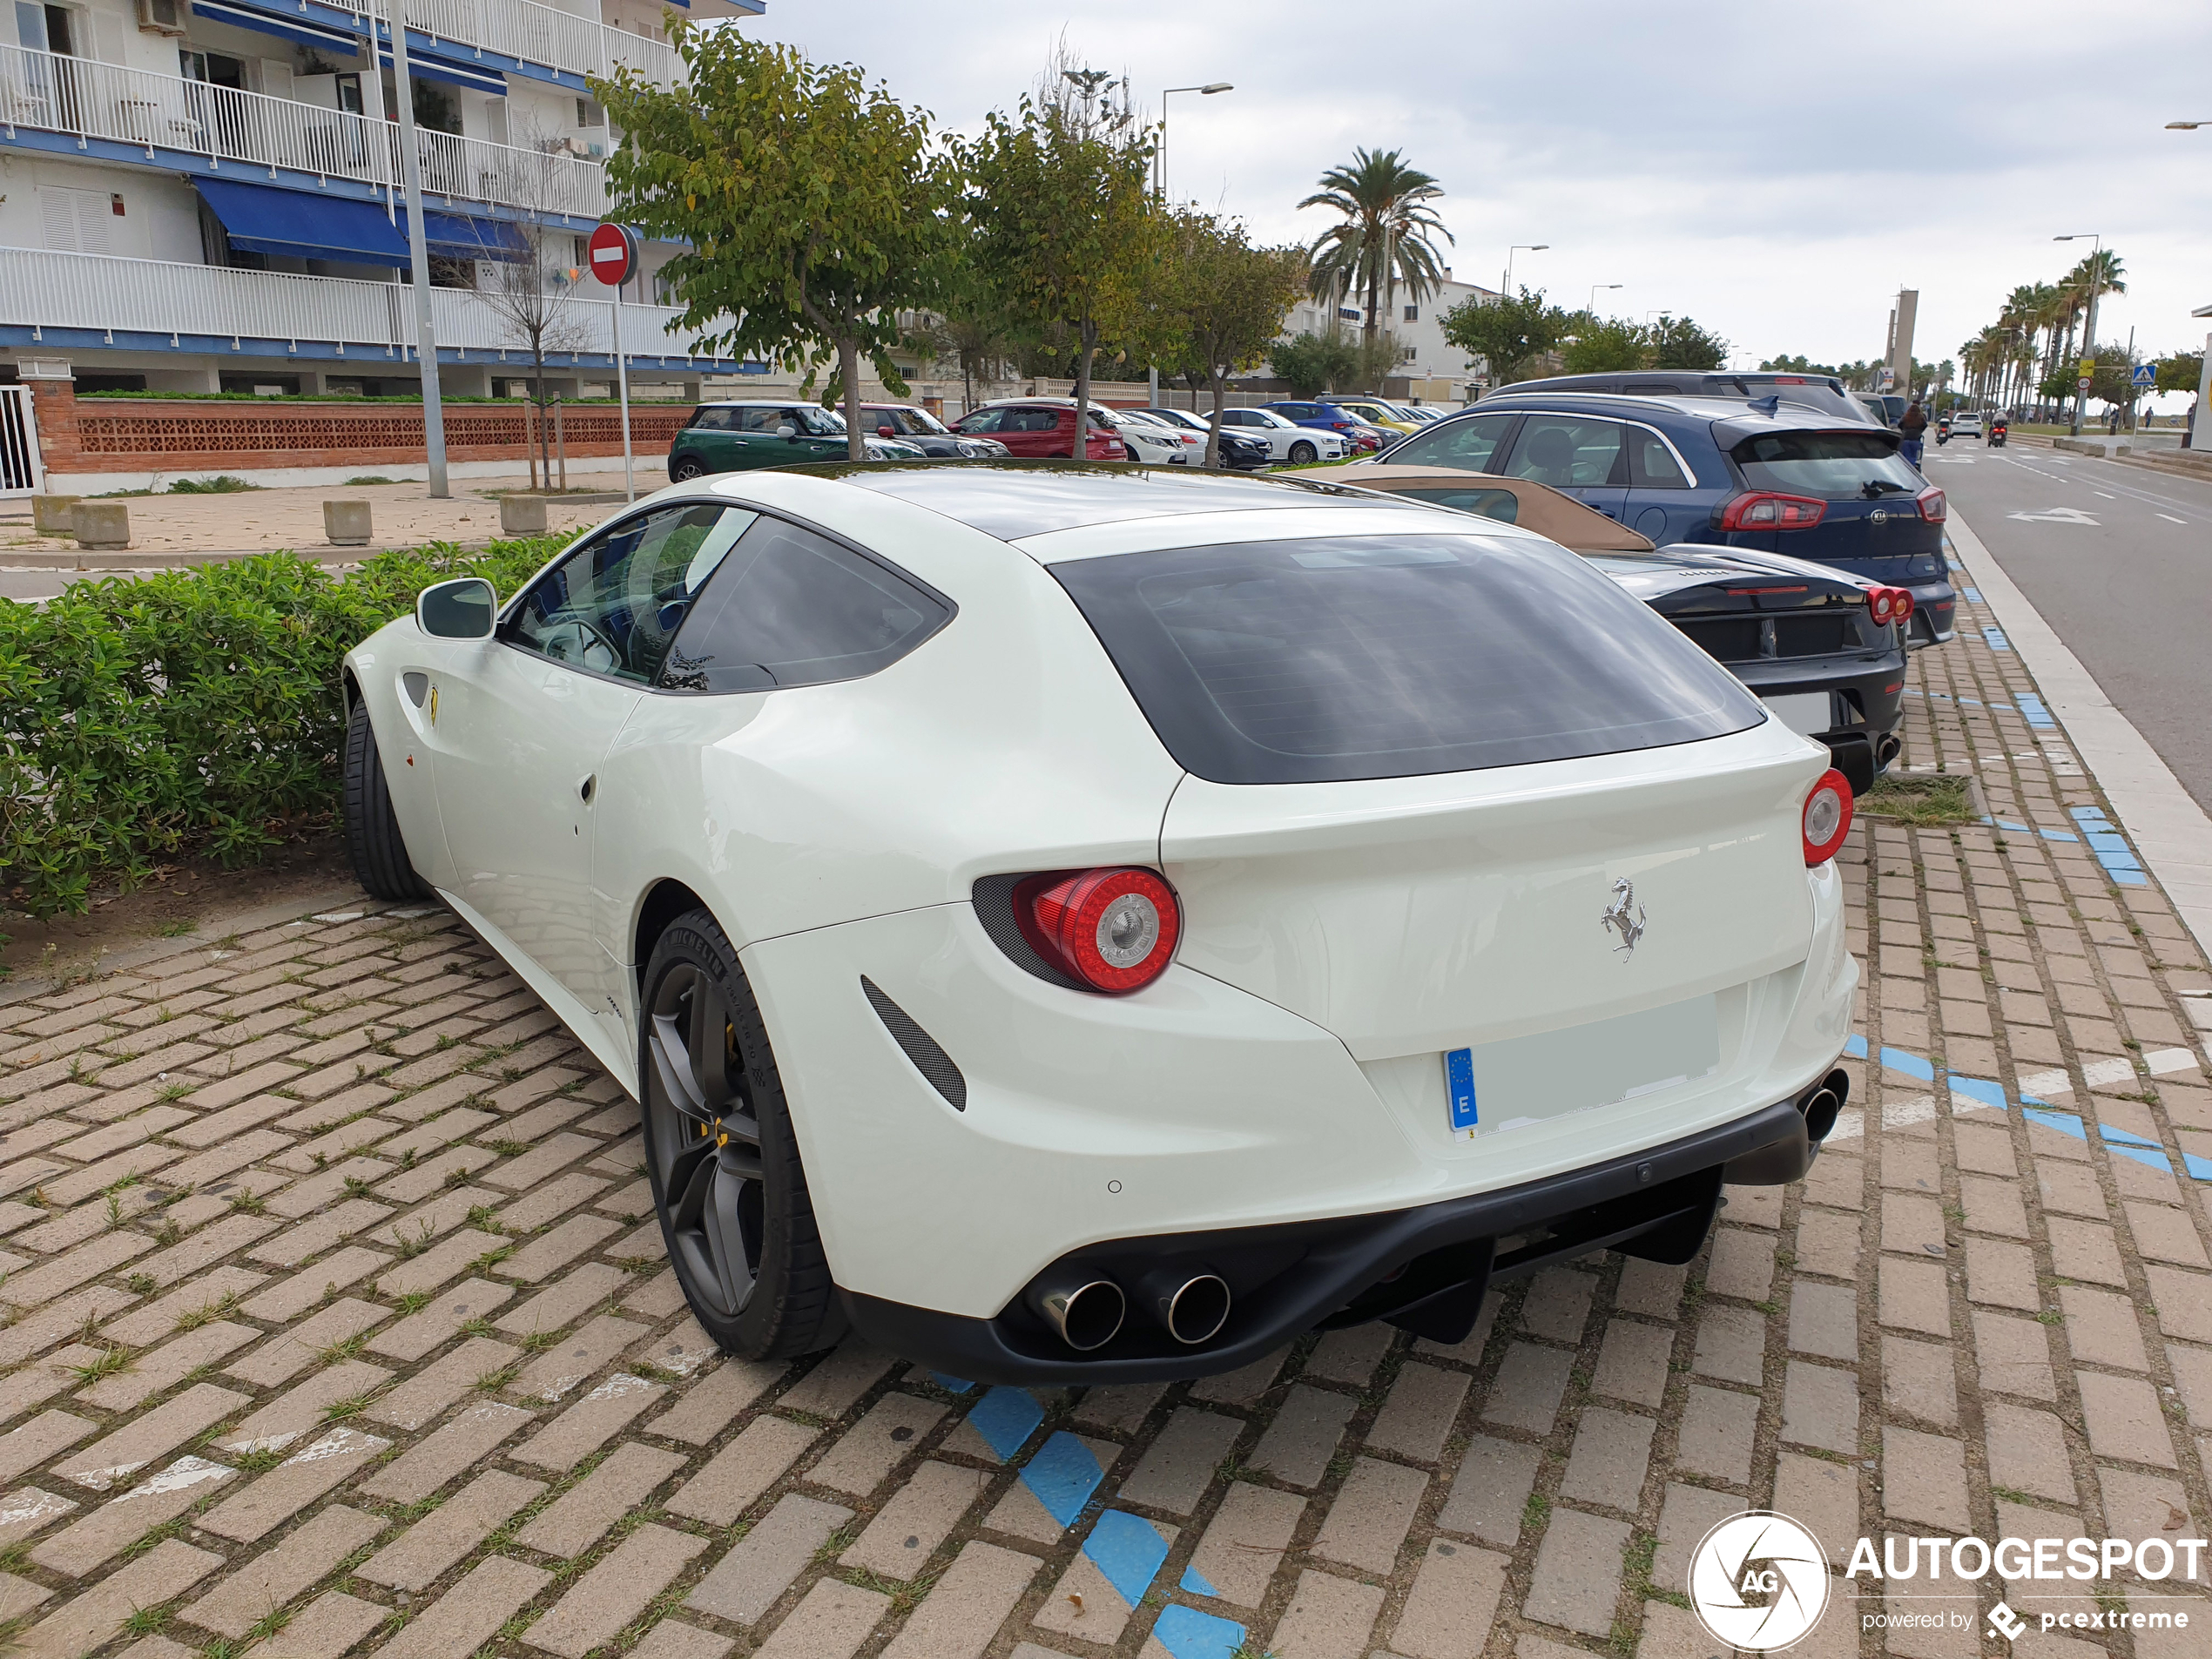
[1280,267,1498,399]
[0,0,763,397]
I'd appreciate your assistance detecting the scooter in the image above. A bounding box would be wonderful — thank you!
[1936,417,1952,446]
[1987,417,2008,448]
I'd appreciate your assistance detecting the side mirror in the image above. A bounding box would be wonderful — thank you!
[776,423,797,440]
[877,425,895,437]
[417,576,495,639]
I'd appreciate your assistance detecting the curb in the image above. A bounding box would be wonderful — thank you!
[1946,506,2212,963]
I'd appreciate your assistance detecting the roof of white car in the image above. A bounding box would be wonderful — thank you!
[812,460,1464,548]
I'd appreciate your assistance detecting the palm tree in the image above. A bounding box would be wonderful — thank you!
[1298,148,1453,368]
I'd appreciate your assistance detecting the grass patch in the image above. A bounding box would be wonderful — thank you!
[1858,773,1974,826]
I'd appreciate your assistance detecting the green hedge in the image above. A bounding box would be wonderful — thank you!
[0,537,568,921]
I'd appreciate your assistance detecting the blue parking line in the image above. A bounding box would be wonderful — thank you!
[1150,1603,1249,1659]
[2070,806,2148,886]
[1983,625,2012,651]
[1022,1429,1111,1527]
[1085,1510,1173,1606]
[1963,588,1984,603]
[1848,1035,2205,1182]
[966,1386,1043,1459]
[1986,818,2081,844]
[2014,692,2056,730]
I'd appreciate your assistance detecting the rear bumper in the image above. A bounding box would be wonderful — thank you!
[843,1078,1840,1385]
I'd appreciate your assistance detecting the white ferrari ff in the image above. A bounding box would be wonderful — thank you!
[342,463,1858,1382]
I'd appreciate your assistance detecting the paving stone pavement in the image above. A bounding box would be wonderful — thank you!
[2,575,2211,1659]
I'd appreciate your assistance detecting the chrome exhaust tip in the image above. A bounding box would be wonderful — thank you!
[1137,1269,1231,1345]
[1029,1278,1125,1352]
[1802,1068,1850,1142]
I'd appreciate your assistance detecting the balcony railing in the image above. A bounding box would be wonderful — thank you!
[0,44,607,219]
[1,246,713,361]
[342,0,678,85]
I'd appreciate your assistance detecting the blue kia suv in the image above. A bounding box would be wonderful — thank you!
[1373,393,1957,644]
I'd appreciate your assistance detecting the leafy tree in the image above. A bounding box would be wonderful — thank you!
[960,68,1159,457]
[1562,314,1649,374]
[597,30,960,460]
[1298,147,1453,365]
[1648,314,1729,371]
[1759,353,1843,376]
[1440,287,1572,388]
[2155,350,2203,396]
[1150,212,1304,464]
[1269,330,1359,398]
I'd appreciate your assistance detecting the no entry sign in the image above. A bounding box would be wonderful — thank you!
[587,223,638,287]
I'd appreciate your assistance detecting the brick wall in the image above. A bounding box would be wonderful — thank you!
[41,400,691,475]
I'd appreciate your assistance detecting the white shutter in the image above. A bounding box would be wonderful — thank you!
[75,190,111,256]
[41,189,77,253]
[258,57,292,97]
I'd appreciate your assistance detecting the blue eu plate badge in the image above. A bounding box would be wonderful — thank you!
[1445,1048,1478,1138]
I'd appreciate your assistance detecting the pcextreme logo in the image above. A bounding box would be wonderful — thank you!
[1687,1513,2207,1651]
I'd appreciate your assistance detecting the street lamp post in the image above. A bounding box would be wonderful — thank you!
[1157,83,1232,201]
[2054,233,2101,437]
[1501,245,1547,303]
[1151,82,1231,405]
[386,0,448,496]
[1589,283,1622,313]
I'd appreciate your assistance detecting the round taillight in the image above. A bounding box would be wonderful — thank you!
[1015,867,1182,994]
[1802,768,1854,867]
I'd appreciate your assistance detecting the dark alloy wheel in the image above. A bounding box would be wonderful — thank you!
[1288,440,1317,464]
[341,701,434,902]
[671,455,708,481]
[640,908,845,1359]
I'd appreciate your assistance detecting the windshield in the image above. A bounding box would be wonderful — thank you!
[1050,532,1762,784]
[1732,431,1920,499]
[797,407,845,436]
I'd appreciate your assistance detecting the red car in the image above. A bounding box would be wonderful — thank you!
[950,399,1125,461]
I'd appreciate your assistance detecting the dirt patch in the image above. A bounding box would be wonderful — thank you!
[1,832,356,984]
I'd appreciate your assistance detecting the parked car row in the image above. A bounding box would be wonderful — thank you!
[1369,391,1957,651]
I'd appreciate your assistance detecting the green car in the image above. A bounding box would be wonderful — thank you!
[666,401,872,479]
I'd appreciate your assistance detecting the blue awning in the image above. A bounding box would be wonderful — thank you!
[189,0,504,93]
[424,210,529,262]
[197,177,408,266]
[192,0,358,52]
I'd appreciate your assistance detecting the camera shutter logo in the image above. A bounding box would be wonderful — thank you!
[1688,1511,1830,1651]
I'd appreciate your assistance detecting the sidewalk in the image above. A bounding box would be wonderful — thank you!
[0,475,638,566]
[0,548,2206,1658]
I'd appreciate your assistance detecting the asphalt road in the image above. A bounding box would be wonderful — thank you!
[1931,440,2212,814]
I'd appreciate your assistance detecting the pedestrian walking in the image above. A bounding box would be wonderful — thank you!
[1898,400,1928,469]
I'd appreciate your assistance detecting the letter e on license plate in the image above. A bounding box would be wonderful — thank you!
[1445,1048,1478,1138]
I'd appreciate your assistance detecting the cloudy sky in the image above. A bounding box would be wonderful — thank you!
[747,0,2212,400]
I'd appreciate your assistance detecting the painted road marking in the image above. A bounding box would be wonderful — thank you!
[2006,507,2101,524]
[2094,491,2115,498]
[2157,513,2188,523]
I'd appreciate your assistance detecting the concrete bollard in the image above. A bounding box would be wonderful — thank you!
[500,494,549,536]
[32,495,78,536]
[323,499,374,547]
[71,500,131,550]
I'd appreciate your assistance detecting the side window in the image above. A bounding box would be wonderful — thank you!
[1384,413,1518,473]
[660,516,952,694]
[738,407,786,433]
[688,407,733,432]
[957,408,1003,434]
[505,503,757,684]
[1506,416,1626,489]
[1628,432,1690,488]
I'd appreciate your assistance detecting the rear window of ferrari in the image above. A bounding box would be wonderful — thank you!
[1049,533,1764,785]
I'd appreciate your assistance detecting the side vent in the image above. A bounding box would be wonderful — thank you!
[860,976,966,1111]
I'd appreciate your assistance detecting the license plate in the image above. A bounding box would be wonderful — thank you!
[1764,692,1831,736]
[1442,994,1721,1138]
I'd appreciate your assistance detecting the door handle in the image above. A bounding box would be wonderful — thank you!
[579,774,596,803]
